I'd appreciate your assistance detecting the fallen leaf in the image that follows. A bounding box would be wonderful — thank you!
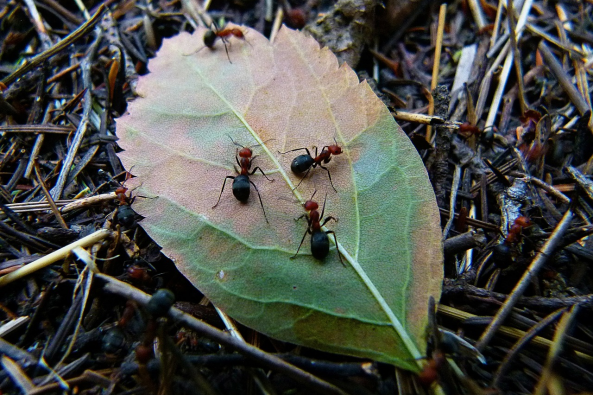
[117,25,442,371]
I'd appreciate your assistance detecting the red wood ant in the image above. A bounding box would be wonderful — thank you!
[213,137,273,222]
[115,185,129,205]
[278,139,343,192]
[418,349,447,386]
[126,265,151,284]
[492,215,532,268]
[292,191,344,266]
[202,24,247,63]
[505,215,532,244]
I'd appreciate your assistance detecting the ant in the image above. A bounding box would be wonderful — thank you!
[418,349,447,386]
[193,24,247,63]
[278,139,343,192]
[212,137,273,223]
[504,215,532,244]
[112,173,138,228]
[292,191,344,266]
[492,215,533,268]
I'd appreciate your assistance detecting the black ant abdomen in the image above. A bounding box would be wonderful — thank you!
[232,174,251,202]
[311,230,330,259]
[203,30,217,48]
[292,191,344,265]
[291,155,315,174]
[212,137,272,222]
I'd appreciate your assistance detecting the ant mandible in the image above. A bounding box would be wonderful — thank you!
[278,139,343,192]
[212,137,273,222]
[203,24,246,63]
[292,191,344,266]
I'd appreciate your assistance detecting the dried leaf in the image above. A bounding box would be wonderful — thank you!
[117,26,442,370]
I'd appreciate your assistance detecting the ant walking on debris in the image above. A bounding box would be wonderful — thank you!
[292,191,344,266]
[492,215,533,268]
[504,216,532,244]
[278,139,343,192]
[212,137,273,222]
[113,172,137,228]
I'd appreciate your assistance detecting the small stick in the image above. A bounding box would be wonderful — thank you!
[476,208,574,351]
[33,162,68,230]
[22,0,53,49]
[1,355,36,393]
[493,308,566,386]
[442,165,462,240]
[426,3,446,143]
[466,0,486,30]
[507,0,527,114]
[392,111,459,128]
[538,42,589,116]
[0,229,112,288]
[489,0,504,50]
[0,125,74,134]
[270,7,284,43]
[533,305,580,395]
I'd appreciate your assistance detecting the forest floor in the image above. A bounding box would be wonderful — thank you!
[0,0,592,394]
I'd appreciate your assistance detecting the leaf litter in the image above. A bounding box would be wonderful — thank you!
[117,25,443,370]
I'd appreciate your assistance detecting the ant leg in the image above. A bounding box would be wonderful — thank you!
[249,179,269,223]
[249,166,273,181]
[320,216,338,227]
[221,38,232,64]
[319,193,328,219]
[291,227,311,259]
[292,168,311,191]
[212,176,236,208]
[325,231,345,267]
[278,147,312,156]
[182,46,207,56]
[317,164,337,192]
[294,214,307,222]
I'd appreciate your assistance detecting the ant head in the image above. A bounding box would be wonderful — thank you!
[515,216,532,227]
[329,138,342,154]
[203,30,216,47]
[304,200,318,211]
[328,145,342,155]
[238,147,252,158]
[303,190,319,211]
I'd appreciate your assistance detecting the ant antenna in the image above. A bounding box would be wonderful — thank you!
[227,135,276,149]
[228,135,244,148]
